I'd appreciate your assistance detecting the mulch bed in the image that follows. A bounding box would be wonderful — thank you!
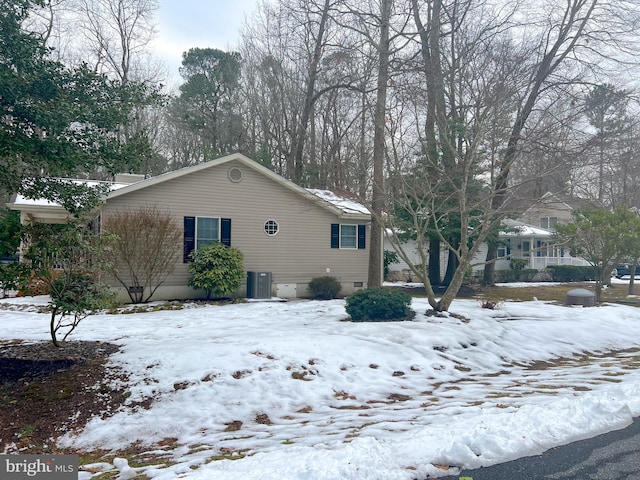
[0,340,126,454]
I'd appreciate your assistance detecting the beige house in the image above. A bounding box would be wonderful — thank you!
[9,153,373,301]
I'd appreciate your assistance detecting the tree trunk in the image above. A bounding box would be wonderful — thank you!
[428,238,441,285]
[437,259,470,312]
[292,0,331,184]
[483,240,498,286]
[367,0,392,289]
[50,308,61,348]
[443,238,460,286]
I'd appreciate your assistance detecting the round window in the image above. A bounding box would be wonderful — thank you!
[264,220,279,236]
[228,167,243,183]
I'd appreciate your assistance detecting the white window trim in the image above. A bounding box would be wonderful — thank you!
[196,216,220,249]
[340,224,358,249]
[264,219,279,236]
[540,216,558,229]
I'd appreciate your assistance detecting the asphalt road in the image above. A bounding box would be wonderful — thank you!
[436,417,640,480]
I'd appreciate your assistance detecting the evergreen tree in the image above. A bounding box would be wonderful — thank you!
[0,0,151,214]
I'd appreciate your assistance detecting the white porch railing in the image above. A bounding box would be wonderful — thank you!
[528,256,592,269]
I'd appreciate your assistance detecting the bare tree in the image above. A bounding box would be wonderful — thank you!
[484,0,640,284]
[100,205,181,303]
[70,0,159,83]
[240,0,372,187]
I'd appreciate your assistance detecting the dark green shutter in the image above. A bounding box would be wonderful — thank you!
[357,224,366,249]
[331,223,339,248]
[221,218,231,246]
[184,216,195,262]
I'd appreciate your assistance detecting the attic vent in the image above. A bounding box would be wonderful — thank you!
[228,167,243,183]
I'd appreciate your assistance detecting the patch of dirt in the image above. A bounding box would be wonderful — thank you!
[0,340,126,454]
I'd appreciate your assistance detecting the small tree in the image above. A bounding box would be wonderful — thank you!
[22,221,114,347]
[188,242,244,300]
[555,207,637,302]
[510,258,529,281]
[100,206,182,303]
[49,272,113,347]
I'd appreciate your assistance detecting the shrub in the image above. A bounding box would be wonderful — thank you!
[188,242,244,300]
[21,221,114,346]
[308,276,342,300]
[0,262,28,297]
[383,250,399,278]
[49,272,115,346]
[509,258,529,280]
[546,265,598,282]
[345,287,412,322]
[509,258,528,270]
[100,206,182,303]
[495,268,539,283]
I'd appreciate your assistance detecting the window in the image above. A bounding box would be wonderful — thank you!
[540,216,557,229]
[497,240,510,258]
[228,167,243,183]
[264,220,279,236]
[330,223,366,249]
[196,217,220,249]
[340,225,357,248]
[184,217,232,262]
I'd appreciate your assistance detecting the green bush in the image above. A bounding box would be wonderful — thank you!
[49,272,115,346]
[546,265,597,282]
[383,250,399,277]
[345,287,412,322]
[188,242,244,300]
[495,268,539,283]
[0,262,28,296]
[308,276,342,300]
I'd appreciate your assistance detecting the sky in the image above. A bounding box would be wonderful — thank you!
[151,0,260,86]
[3,280,640,479]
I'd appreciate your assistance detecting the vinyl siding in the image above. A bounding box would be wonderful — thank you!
[101,160,370,297]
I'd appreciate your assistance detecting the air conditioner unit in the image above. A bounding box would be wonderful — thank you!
[246,271,272,299]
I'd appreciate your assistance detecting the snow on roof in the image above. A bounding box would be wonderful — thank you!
[501,219,553,237]
[11,179,132,208]
[306,189,370,215]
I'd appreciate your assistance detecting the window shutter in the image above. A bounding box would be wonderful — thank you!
[221,218,232,246]
[184,216,195,262]
[331,223,339,248]
[357,225,366,249]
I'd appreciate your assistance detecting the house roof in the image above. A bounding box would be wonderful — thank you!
[8,179,132,221]
[306,189,370,215]
[501,219,553,238]
[523,191,601,215]
[106,153,369,219]
[8,153,371,221]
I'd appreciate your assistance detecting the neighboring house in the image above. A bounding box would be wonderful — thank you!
[8,153,373,301]
[518,191,597,232]
[385,192,593,280]
[512,191,596,270]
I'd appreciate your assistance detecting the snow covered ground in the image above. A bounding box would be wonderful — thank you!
[2,281,640,479]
